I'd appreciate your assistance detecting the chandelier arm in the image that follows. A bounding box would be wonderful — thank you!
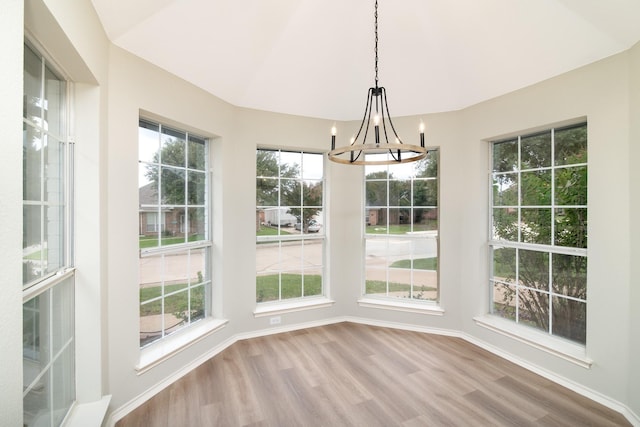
[352,87,374,145]
[380,87,404,144]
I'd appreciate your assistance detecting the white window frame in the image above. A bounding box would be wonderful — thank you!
[22,41,76,427]
[137,119,214,350]
[485,122,588,348]
[255,148,331,315]
[358,150,442,315]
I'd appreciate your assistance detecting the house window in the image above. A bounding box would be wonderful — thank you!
[256,149,325,303]
[490,123,587,344]
[22,42,76,426]
[138,119,211,347]
[364,150,439,302]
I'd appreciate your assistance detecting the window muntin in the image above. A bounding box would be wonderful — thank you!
[364,150,439,302]
[23,43,75,427]
[256,149,325,303]
[138,119,211,347]
[490,123,587,344]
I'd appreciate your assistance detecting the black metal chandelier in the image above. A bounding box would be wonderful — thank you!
[328,0,427,166]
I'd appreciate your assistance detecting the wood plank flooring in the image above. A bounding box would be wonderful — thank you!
[116,322,630,427]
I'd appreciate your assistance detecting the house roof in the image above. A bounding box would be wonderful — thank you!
[91,0,640,120]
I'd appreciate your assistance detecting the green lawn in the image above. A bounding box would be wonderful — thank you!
[365,280,437,299]
[365,222,437,235]
[389,257,437,270]
[256,273,321,302]
[24,249,47,261]
[256,226,292,237]
[139,234,206,249]
[140,283,204,316]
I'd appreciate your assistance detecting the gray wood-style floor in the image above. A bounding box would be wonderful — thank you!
[116,322,630,427]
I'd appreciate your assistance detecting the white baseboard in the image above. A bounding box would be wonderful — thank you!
[105,316,640,427]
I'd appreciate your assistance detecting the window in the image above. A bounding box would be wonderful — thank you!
[364,150,439,302]
[256,149,325,303]
[138,119,211,347]
[490,123,587,344]
[23,43,75,427]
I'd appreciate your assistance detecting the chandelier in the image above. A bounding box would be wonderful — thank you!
[328,0,427,166]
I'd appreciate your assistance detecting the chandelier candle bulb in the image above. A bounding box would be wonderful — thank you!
[374,114,380,145]
[419,122,425,148]
[331,125,336,150]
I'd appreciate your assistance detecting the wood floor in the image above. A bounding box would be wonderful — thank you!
[116,322,630,427]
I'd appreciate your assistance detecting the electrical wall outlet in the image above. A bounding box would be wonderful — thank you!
[270,316,281,325]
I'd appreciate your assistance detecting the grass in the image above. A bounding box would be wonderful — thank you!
[140,283,204,316]
[24,249,47,261]
[389,257,437,270]
[256,273,321,302]
[365,280,437,294]
[256,226,292,237]
[139,233,205,249]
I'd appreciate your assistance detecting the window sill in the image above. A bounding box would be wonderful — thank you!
[136,318,228,374]
[254,297,335,317]
[63,395,111,427]
[357,297,445,316]
[473,314,592,369]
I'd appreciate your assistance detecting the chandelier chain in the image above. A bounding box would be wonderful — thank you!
[374,0,379,88]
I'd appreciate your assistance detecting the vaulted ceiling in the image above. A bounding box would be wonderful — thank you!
[91,0,640,120]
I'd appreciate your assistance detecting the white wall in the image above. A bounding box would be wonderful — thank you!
[458,52,633,404]
[628,41,640,417]
[0,1,25,426]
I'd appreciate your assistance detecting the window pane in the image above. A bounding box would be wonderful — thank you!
[555,125,587,166]
[44,65,66,138]
[161,128,186,167]
[188,170,206,205]
[389,179,411,206]
[554,208,587,248]
[521,131,551,169]
[302,152,323,180]
[365,239,388,295]
[521,170,551,206]
[518,288,549,332]
[188,135,206,170]
[302,180,322,207]
[555,166,587,206]
[388,208,411,234]
[492,208,518,241]
[281,179,301,207]
[23,124,42,201]
[256,149,279,177]
[164,291,187,337]
[23,205,42,285]
[492,246,516,284]
[552,254,587,299]
[414,208,438,231]
[188,207,206,240]
[23,44,42,122]
[413,179,437,207]
[552,297,586,344]
[280,151,301,178]
[139,123,160,163]
[256,178,279,206]
[366,181,387,206]
[492,173,518,206]
[521,208,551,245]
[492,283,516,320]
[190,285,206,323]
[161,167,186,206]
[493,139,518,172]
[160,207,186,246]
[518,250,549,291]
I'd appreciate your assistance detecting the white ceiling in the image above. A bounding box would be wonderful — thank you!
[91,0,640,121]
